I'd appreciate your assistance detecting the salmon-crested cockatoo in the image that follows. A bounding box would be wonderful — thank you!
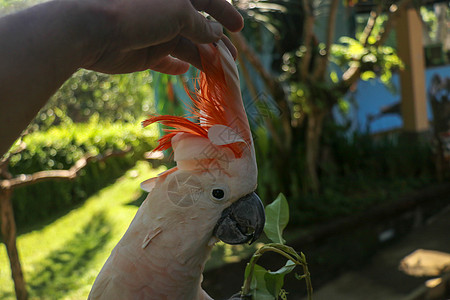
[89,40,265,300]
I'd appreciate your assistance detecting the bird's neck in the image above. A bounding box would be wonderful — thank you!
[115,198,216,299]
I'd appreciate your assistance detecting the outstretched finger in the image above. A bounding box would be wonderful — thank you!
[170,36,202,70]
[171,35,237,70]
[191,0,244,32]
[150,56,190,75]
[181,7,223,44]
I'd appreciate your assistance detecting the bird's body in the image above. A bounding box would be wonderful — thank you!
[89,176,215,299]
[89,41,264,300]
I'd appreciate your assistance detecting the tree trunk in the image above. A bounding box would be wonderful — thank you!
[305,108,327,194]
[0,188,28,300]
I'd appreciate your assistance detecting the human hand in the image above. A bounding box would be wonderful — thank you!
[83,0,243,75]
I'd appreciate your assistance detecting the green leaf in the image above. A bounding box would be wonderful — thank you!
[264,193,289,244]
[250,264,277,300]
[361,71,376,81]
[330,71,339,83]
[265,260,297,297]
[367,36,376,45]
[270,260,296,276]
[338,99,350,114]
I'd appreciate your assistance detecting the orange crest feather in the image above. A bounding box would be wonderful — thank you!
[143,44,242,157]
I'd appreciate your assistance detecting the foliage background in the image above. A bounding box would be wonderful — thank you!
[7,120,157,228]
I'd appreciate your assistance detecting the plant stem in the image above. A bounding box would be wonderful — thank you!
[241,244,313,300]
[241,253,261,297]
[300,252,313,300]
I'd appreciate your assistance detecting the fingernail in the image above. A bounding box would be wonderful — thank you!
[210,22,223,38]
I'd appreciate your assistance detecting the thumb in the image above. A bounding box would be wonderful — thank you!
[181,9,223,44]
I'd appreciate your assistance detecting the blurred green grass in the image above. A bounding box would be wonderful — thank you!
[0,161,163,299]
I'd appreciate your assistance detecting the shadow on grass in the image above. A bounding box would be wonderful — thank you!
[0,289,14,299]
[15,176,124,237]
[23,211,111,299]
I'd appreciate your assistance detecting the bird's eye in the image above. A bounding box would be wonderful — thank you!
[210,186,229,203]
[210,184,229,203]
[212,189,225,200]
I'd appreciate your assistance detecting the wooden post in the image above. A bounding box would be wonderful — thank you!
[396,5,429,133]
[0,188,28,300]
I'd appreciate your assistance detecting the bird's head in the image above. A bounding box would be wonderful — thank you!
[141,41,264,245]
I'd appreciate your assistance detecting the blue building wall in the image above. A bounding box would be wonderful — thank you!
[339,64,450,133]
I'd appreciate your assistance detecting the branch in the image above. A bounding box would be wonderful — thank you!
[299,0,315,79]
[0,141,27,179]
[235,52,284,150]
[228,32,275,93]
[360,5,382,47]
[229,31,293,151]
[341,65,361,90]
[374,0,413,47]
[0,147,131,189]
[340,0,412,92]
[325,0,339,54]
[313,0,339,80]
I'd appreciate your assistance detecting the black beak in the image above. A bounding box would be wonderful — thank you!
[213,192,265,245]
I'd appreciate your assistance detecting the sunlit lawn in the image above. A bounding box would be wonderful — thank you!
[0,161,163,299]
[0,161,257,299]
